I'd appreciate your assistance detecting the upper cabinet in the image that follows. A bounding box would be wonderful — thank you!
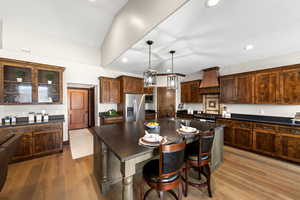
[0,58,64,105]
[279,67,300,104]
[254,70,279,104]
[144,87,154,94]
[220,73,254,104]
[99,77,120,104]
[220,64,300,105]
[181,80,203,103]
[118,76,144,94]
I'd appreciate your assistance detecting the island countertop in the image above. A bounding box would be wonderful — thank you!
[91,118,223,162]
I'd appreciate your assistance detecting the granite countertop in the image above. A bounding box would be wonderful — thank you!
[0,115,65,128]
[91,118,223,162]
[217,113,300,127]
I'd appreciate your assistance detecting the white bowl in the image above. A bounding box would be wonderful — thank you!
[180,127,197,133]
[143,134,162,143]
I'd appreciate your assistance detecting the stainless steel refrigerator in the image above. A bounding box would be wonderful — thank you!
[124,94,145,122]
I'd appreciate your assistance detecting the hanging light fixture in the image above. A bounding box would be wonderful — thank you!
[167,50,178,89]
[143,40,157,87]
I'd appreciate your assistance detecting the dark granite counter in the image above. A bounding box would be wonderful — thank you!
[92,118,222,162]
[217,113,300,127]
[0,115,65,128]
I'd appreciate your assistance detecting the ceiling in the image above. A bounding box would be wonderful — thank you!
[0,0,127,48]
[108,0,300,75]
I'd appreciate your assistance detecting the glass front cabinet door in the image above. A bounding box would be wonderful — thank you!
[0,58,64,105]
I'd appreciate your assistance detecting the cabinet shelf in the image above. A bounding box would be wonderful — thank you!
[4,80,32,84]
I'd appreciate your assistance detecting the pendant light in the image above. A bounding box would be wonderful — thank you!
[167,50,178,89]
[143,40,157,87]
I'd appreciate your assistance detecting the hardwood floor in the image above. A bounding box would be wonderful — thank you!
[1,146,300,200]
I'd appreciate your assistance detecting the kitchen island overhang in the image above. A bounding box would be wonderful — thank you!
[91,118,224,200]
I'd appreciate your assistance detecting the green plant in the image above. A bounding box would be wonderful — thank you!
[16,71,25,78]
[46,73,54,81]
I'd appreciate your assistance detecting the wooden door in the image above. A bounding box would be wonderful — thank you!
[278,126,300,163]
[279,67,300,104]
[157,87,176,118]
[236,74,254,104]
[255,71,279,104]
[220,76,236,103]
[68,89,88,130]
[190,81,201,103]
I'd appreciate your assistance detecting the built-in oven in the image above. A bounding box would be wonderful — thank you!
[145,94,154,103]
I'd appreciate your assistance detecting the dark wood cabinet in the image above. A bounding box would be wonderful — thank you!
[100,116,123,125]
[0,123,63,162]
[220,76,236,104]
[217,118,300,163]
[145,113,156,120]
[119,76,143,94]
[0,58,64,105]
[99,77,120,104]
[253,123,278,156]
[255,71,280,104]
[220,73,253,104]
[236,74,254,104]
[144,87,154,94]
[233,121,253,150]
[216,119,234,145]
[180,80,203,103]
[279,67,300,104]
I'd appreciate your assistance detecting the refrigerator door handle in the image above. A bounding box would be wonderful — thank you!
[133,99,137,121]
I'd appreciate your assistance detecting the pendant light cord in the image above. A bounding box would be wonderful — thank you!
[149,43,151,70]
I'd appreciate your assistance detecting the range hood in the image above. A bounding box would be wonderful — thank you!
[199,67,220,94]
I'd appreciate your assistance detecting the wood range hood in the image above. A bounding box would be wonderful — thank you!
[199,67,220,94]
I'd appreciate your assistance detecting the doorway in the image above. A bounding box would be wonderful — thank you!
[157,87,176,118]
[67,88,95,130]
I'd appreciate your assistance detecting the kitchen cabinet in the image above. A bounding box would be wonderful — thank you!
[253,123,278,156]
[217,118,300,164]
[180,80,203,103]
[99,77,120,104]
[220,73,254,104]
[0,122,63,162]
[216,119,234,145]
[145,113,156,120]
[0,58,64,105]
[144,87,154,94]
[100,116,123,125]
[118,76,143,94]
[233,121,253,150]
[220,76,236,104]
[255,70,280,104]
[278,126,300,163]
[279,67,300,104]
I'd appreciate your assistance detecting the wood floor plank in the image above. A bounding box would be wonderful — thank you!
[0,146,300,200]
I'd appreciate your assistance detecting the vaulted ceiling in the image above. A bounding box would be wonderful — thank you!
[108,0,300,75]
[0,0,127,48]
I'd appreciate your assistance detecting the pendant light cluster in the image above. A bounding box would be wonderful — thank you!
[143,40,183,89]
[143,40,157,87]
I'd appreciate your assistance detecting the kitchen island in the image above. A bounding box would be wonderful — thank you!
[91,118,224,200]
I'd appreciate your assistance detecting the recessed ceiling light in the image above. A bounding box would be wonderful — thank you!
[122,57,128,63]
[206,0,220,7]
[167,69,171,73]
[88,0,96,2]
[245,44,254,51]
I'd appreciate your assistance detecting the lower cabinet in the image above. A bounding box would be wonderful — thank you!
[0,122,63,162]
[145,113,156,120]
[216,119,300,164]
[233,121,253,150]
[278,126,300,163]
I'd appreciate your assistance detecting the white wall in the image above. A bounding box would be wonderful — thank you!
[0,20,140,141]
[181,52,300,117]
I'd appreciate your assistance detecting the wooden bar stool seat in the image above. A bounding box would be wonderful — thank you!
[183,132,214,198]
[140,141,186,200]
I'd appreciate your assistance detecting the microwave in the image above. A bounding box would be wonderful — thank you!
[145,95,154,103]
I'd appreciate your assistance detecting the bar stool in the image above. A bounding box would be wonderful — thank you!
[183,131,214,198]
[140,141,186,200]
